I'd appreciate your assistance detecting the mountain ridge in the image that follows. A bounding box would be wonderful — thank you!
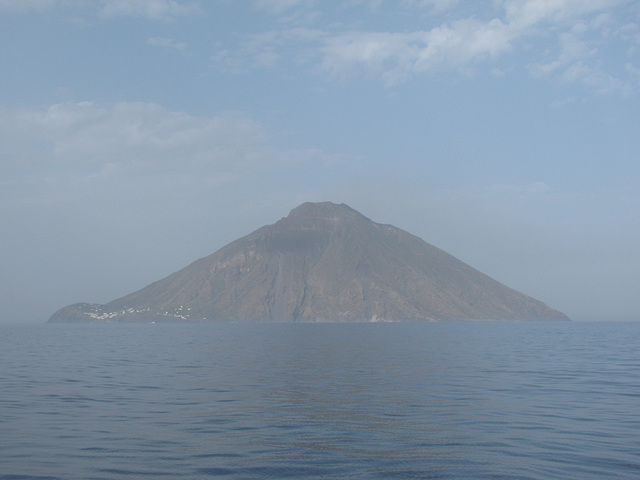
[49,202,569,322]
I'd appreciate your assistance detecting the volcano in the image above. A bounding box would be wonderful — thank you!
[49,202,569,322]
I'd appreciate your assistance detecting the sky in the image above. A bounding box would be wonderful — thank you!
[1,0,639,323]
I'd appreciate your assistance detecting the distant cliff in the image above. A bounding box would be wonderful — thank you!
[49,202,569,322]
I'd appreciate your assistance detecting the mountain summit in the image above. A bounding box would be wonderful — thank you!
[49,202,569,322]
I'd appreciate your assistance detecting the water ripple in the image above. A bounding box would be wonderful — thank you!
[1,322,640,479]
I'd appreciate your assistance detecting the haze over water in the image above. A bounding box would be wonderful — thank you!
[2,321,639,479]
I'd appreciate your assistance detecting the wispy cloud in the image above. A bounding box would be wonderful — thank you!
[100,0,202,21]
[0,102,336,208]
[0,0,202,20]
[213,28,325,72]
[148,36,187,51]
[502,0,629,29]
[254,0,316,14]
[253,0,320,24]
[0,0,54,13]
[401,0,459,13]
[322,18,512,85]
[320,0,637,88]
[219,0,638,93]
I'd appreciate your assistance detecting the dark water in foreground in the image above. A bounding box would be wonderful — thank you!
[1,321,639,480]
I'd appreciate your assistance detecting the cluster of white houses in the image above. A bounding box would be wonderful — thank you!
[82,305,192,321]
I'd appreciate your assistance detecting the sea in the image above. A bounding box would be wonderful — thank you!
[1,321,639,480]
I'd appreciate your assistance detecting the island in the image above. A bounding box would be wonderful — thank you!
[49,202,569,322]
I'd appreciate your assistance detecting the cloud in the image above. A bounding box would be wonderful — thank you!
[529,30,623,92]
[253,0,320,24]
[527,7,639,93]
[532,32,592,76]
[210,1,637,91]
[322,18,512,85]
[254,0,316,13]
[100,0,201,20]
[319,0,638,89]
[0,102,336,209]
[0,0,202,20]
[401,0,458,13]
[0,0,54,13]
[213,28,325,72]
[502,0,630,30]
[147,36,187,51]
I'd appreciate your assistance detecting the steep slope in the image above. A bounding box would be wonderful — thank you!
[49,202,569,322]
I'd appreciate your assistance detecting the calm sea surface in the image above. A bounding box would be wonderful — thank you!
[1,321,639,479]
